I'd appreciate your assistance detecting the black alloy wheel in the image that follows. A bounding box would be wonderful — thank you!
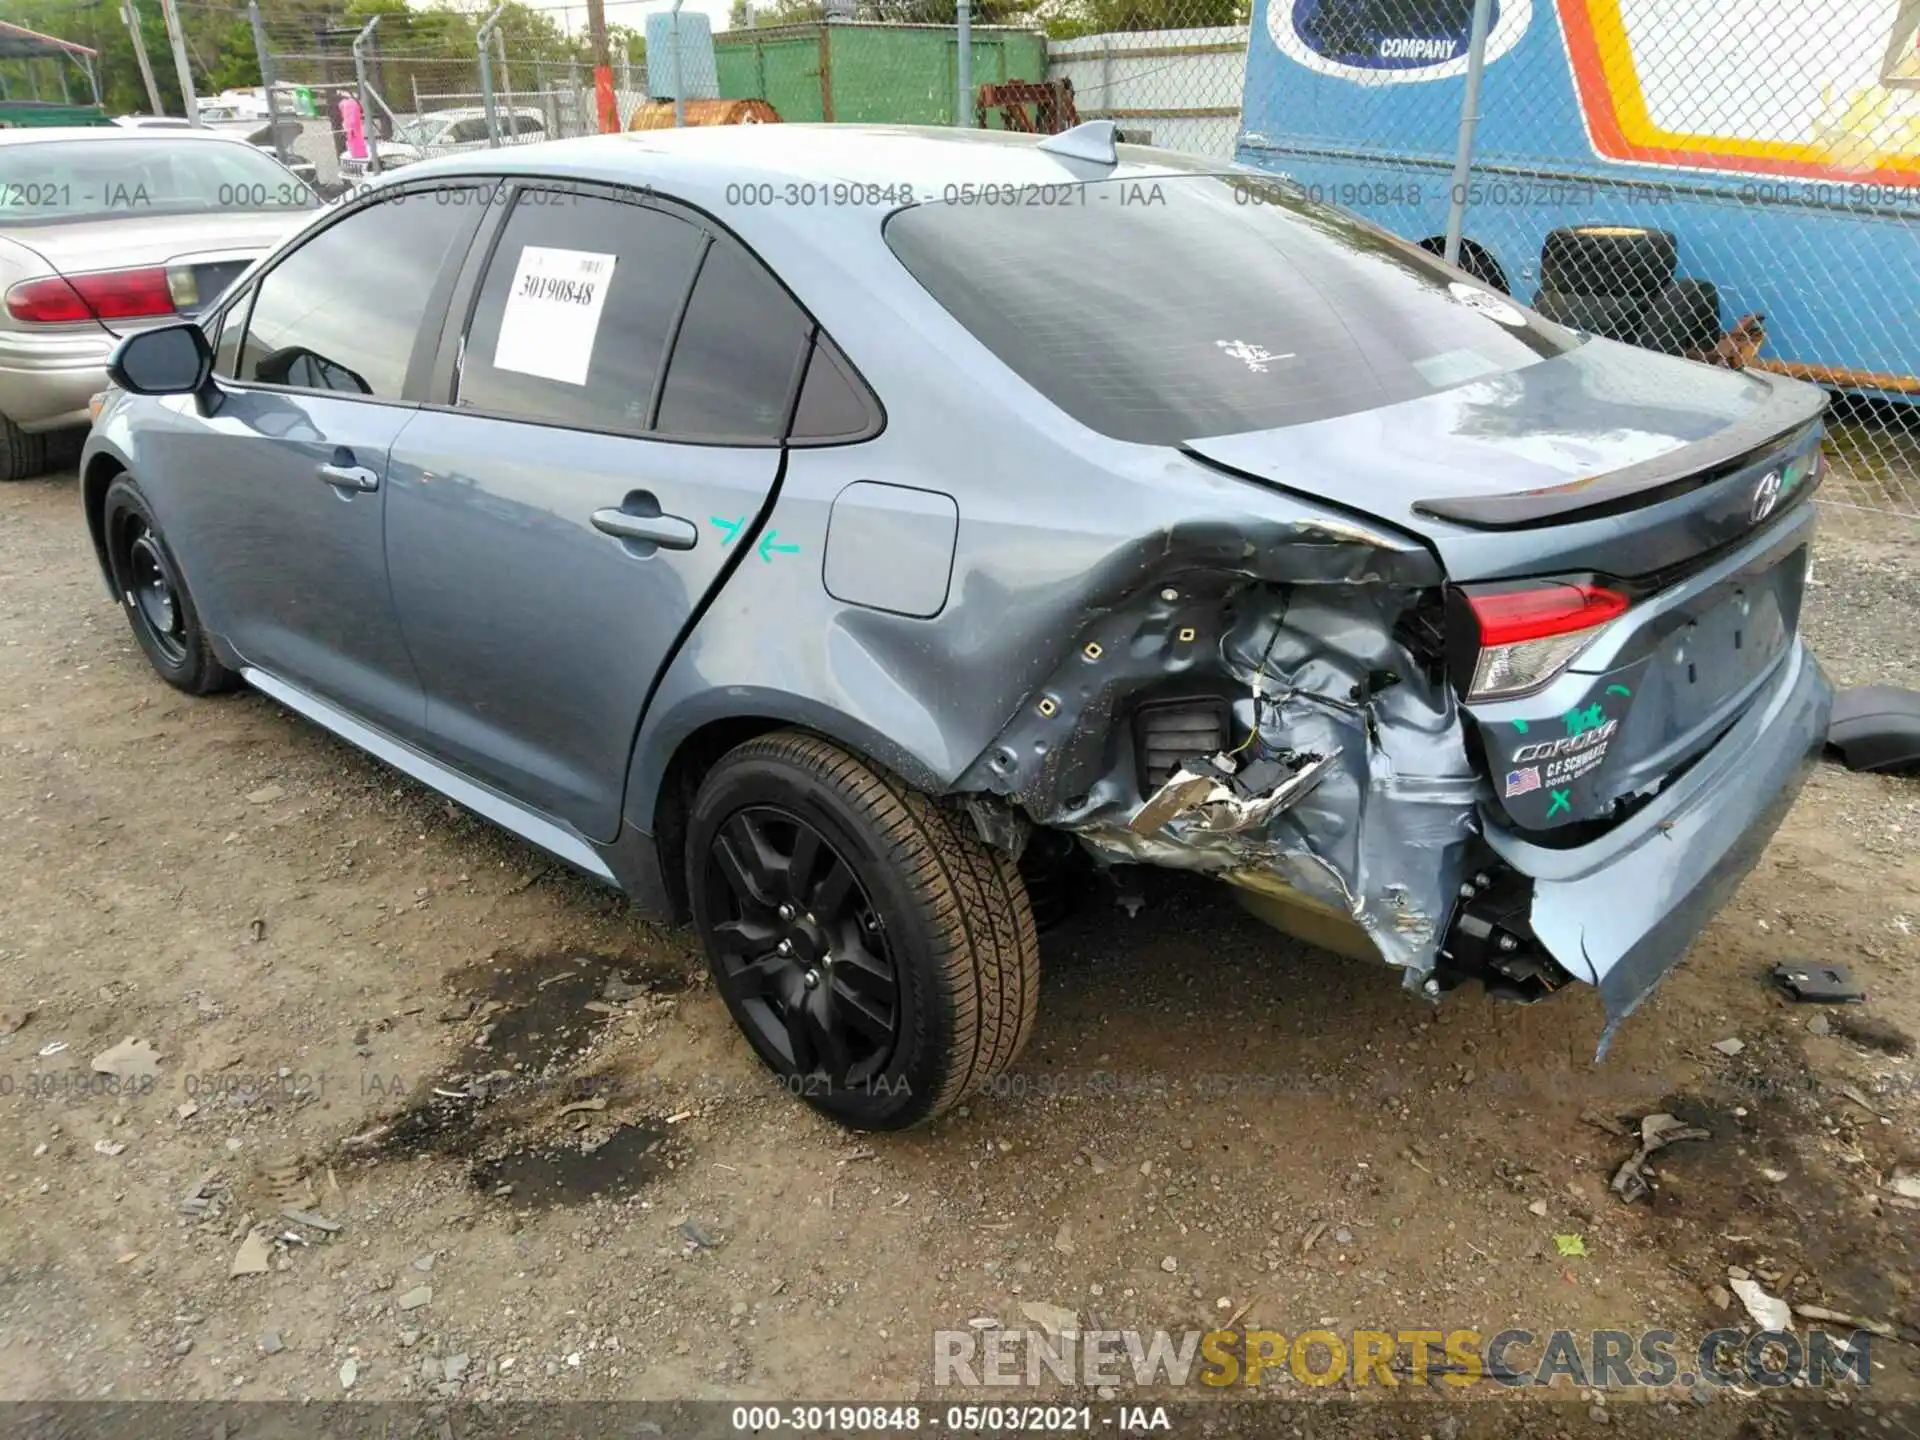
[703,805,900,1087]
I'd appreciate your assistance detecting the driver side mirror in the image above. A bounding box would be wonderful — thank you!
[107,322,214,396]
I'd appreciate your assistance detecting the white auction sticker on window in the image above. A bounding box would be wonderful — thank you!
[492,246,617,386]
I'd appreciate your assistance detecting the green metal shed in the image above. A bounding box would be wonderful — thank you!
[714,21,1048,127]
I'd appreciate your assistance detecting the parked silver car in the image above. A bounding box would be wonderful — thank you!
[342,107,548,177]
[80,124,1832,1129]
[0,127,317,479]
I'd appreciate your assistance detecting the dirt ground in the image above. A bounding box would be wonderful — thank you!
[2,429,1919,1436]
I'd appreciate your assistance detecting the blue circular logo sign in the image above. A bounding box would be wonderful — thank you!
[1273,0,1533,85]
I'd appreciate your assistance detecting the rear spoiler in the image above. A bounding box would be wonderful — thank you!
[1412,374,1829,530]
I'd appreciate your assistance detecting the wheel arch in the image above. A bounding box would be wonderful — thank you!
[1417,235,1512,295]
[633,693,954,923]
[81,447,129,595]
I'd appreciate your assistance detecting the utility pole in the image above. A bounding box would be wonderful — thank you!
[122,0,165,117]
[586,0,616,133]
[157,0,201,125]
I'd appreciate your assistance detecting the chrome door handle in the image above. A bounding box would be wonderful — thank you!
[591,508,698,551]
[317,462,379,493]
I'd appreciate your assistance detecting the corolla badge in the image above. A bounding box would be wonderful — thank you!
[1750,468,1784,524]
[1272,0,1534,86]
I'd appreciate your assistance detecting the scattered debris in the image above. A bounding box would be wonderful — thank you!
[1885,1170,1920,1201]
[1528,1200,1548,1217]
[1052,1223,1077,1257]
[601,972,651,1003]
[1708,1284,1734,1311]
[1807,1013,1832,1036]
[0,1006,31,1035]
[1553,1234,1587,1258]
[176,1101,199,1121]
[1760,1167,1788,1183]
[249,918,267,943]
[1115,891,1146,919]
[36,1041,67,1057]
[338,1357,358,1389]
[1160,1255,1179,1273]
[1773,961,1865,1004]
[1729,1274,1792,1331]
[679,1219,720,1250]
[413,1254,436,1272]
[1020,1301,1081,1339]
[89,1037,161,1079]
[259,1331,286,1355]
[1300,1221,1326,1254]
[282,1208,343,1233]
[1711,1037,1746,1056]
[1794,1304,1894,1338]
[396,1286,433,1311]
[91,1139,126,1157]
[229,1229,272,1278]
[247,784,285,805]
[554,1097,608,1120]
[1610,1112,1711,1203]
[1840,1085,1884,1119]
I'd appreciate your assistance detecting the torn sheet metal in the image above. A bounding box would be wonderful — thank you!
[966,575,1486,979]
[1130,752,1336,836]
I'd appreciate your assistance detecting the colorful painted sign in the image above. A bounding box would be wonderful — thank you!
[1556,0,1920,185]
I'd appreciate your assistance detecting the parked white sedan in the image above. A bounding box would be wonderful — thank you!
[0,127,317,480]
[340,107,548,176]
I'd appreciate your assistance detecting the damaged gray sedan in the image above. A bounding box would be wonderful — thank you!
[81,123,1832,1130]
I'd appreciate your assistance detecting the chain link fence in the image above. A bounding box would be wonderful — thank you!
[232,0,1917,537]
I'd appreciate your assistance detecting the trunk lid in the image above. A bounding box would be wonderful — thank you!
[1181,338,1827,584]
[1184,339,1829,833]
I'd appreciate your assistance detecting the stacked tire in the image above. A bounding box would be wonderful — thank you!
[1532,225,1722,357]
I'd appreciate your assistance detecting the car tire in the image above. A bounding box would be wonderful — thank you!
[1634,278,1723,356]
[102,475,237,695]
[1540,226,1678,298]
[687,730,1039,1131]
[1531,288,1646,342]
[0,413,49,482]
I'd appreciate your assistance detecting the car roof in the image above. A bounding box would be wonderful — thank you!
[0,125,256,147]
[395,123,1219,218]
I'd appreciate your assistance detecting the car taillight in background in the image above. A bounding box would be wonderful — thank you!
[1456,580,1630,701]
[4,266,177,324]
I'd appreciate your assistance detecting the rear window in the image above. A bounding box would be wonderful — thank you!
[0,138,316,224]
[883,173,1578,446]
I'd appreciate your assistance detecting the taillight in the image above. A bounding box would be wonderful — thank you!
[4,267,176,324]
[1461,581,1629,700]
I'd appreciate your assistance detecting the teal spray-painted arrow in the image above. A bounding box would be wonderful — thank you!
[757,529,801,564]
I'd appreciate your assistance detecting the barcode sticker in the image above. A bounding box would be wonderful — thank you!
[493,246,618,386]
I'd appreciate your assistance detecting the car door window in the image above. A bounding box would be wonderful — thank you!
[653,235,813,443]
[456,191,705,433]
[235,190,479,399]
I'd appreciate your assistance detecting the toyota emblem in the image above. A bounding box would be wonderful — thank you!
[1750,469,1784,524]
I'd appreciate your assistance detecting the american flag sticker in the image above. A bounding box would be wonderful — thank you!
[1505,767,1542,797]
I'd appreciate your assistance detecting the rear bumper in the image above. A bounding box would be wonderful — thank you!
[0,326,113,431]
[1483,636,1831,1049]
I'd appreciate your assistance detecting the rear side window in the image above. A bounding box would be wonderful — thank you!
[457,191,704,434]
[236,190,479,398]
[884,174,1578,446]
[654,237,812,442]
[790,334,878,443]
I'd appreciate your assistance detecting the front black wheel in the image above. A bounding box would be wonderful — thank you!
[688,731,1039,1130]
[103,475,236,695]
